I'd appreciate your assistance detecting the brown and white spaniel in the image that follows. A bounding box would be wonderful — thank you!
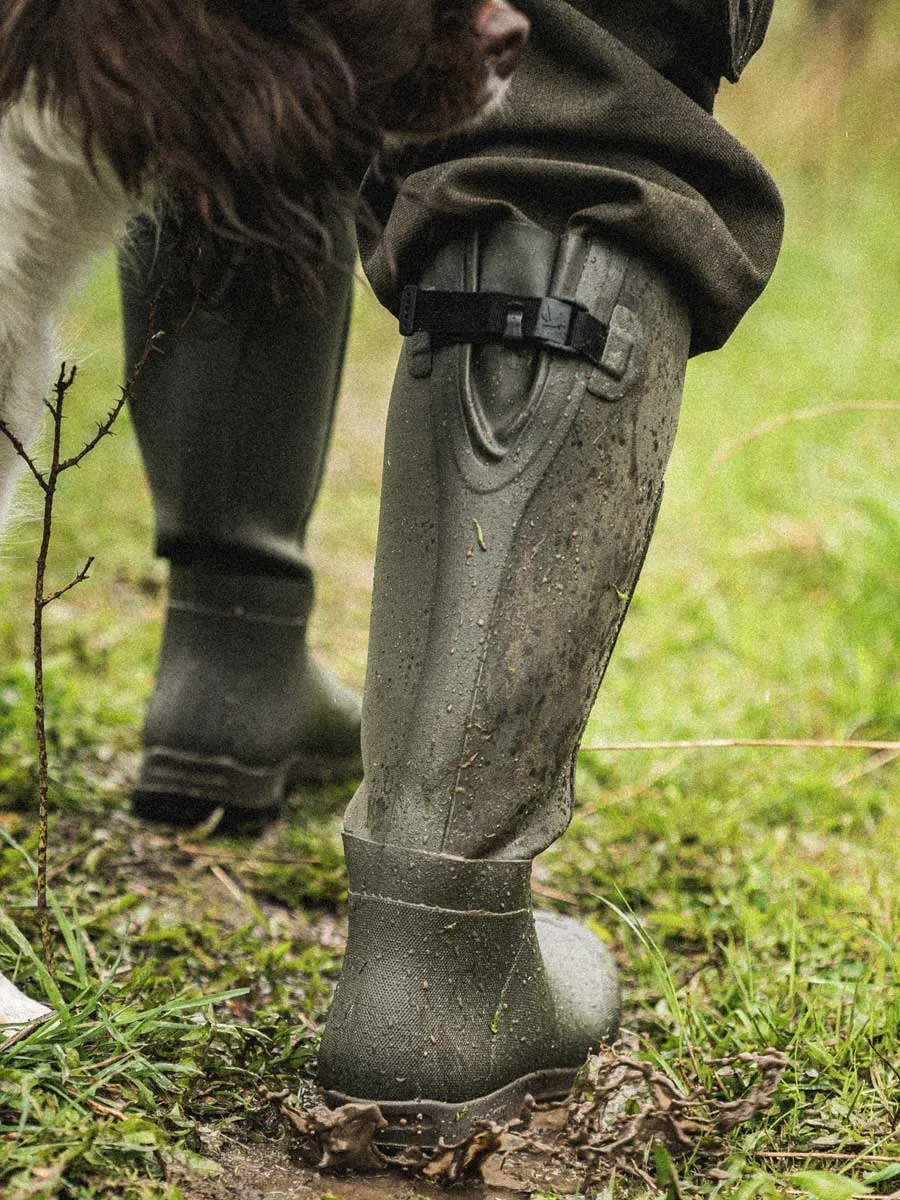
[0,0,528,520]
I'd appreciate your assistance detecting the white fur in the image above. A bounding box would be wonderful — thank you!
[0,94,135,524]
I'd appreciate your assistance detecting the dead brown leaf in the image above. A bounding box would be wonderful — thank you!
[280,1100,389,1173]
[420,1122,507,1184]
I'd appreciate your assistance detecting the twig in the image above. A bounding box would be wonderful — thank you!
[0,417,47,491]
[703,401,900,487]
[579,738,900,753]
[32,364,79,967]
[29,368,106,968]
[59,313,163,474]
[174,841,319,867]
[580,753,685,812]
[833,747,900,788]
[209,864,251,908]
[620,1161,661,1193]
[84,1051,134,1073]
[63,1088,126,1120]
[42,557,95,607]
[79,924,102,972]
[58,397,130,472]
[0,306,162,972]
[46,843,93,882]
[532,881,580,906]
[753,1150,900,1164]
[783,1192,881,1200]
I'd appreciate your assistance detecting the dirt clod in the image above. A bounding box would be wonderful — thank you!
[281,1101,390,1173]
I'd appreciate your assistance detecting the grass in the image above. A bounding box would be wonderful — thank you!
[1,6,899,1196]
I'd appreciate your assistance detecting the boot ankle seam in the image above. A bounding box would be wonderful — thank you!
[169,599,307,627]
[348,890,529,918]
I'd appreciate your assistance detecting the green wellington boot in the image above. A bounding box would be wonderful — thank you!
[317,222,691,1146]
[119,218,361,825]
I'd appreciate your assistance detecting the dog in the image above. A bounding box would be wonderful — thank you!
[0,0,528,523]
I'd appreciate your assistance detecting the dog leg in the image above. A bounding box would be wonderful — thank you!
[0,101,133,525]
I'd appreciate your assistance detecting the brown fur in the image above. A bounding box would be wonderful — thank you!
[0,0,502,272]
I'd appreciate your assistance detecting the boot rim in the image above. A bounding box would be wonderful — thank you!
[323,1064,580,1150]
[342,830,532,911]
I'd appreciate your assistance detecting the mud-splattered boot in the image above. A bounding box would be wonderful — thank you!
[317,222,691,1146]
[119,217,361,827]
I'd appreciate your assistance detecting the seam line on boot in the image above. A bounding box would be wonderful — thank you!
[169,600,307,626]
[488,925,533,1078]
[347,890,528,918]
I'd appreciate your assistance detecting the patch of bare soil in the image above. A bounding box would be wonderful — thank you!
[172,1044,788,1200]
[172,1123,578,1200]
[171,1136,535,1199]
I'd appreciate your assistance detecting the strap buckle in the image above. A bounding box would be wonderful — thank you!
[398,286,609,367]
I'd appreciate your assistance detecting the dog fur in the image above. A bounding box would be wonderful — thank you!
[0,0,527,522]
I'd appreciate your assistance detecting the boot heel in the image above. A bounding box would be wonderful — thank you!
[325,1066,578,1150]
[133,746,287,825]
[318,835,619,1147]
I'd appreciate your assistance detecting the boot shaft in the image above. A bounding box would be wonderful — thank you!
[120,214,355,577]
[347,224,689,860]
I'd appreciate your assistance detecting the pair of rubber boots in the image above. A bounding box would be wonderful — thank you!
[124,218,689,1147]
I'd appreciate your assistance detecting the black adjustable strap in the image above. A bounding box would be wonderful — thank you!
[399,286,609,367]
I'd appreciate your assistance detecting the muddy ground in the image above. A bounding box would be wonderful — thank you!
[176,1122,588,1200]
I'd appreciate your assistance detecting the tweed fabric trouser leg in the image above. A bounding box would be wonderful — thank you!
[360,0,783,357]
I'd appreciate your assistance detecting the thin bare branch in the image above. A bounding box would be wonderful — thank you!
[580,737,900,753]
[834,746,900,787]
[59,322,163,471]
[19,311,162,971]
[704,400,900,488]
[59,396,128,471]
[753,1150,900,1165]
[31,365,75,967]
[40,556,95,608]
[0,416,48,492]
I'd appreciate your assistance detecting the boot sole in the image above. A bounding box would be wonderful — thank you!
[133,745,362,828]
[323,1066,578,1150]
